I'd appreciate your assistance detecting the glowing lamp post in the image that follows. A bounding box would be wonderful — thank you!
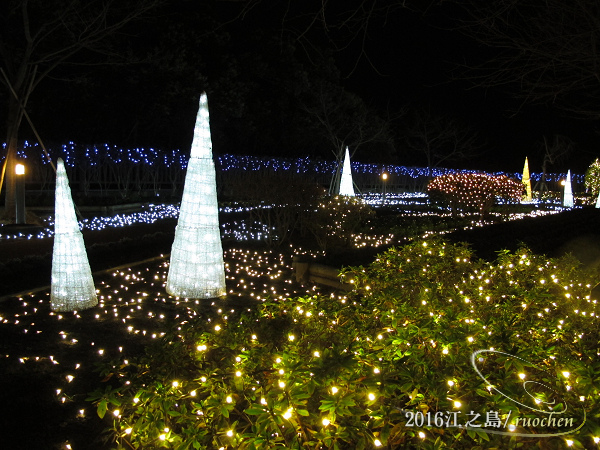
[381,172,388,205]
[15,162,25,224]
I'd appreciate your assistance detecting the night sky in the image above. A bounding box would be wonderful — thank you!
[4,0,600,175]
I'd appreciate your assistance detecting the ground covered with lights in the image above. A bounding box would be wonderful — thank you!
[0,246,325,449]
[1,198,600,449]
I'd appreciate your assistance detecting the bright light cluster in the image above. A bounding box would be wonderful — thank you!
[166,93,226,299]
[584,158,600,200]
[338,147,355,196]
[428,172,524,212]
[50,159,97,312]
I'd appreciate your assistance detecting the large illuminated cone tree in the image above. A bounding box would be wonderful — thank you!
[50,159,97,311]
[166,93,226,299]
[563,169,574,208]
[522,157,532,202]
[338,147,355,196]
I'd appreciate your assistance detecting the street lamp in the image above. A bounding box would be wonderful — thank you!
[381,172,388,205]
[15,162,25,224]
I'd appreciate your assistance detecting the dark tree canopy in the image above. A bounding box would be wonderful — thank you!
[451,0,600,120]
[0,0,164,219]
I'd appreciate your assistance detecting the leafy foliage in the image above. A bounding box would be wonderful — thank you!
[307,196,375,252]
[89,239,600,449]
[428,173,523,214]
[585,158,600,202]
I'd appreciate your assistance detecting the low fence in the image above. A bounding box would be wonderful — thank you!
[292,256,355,290]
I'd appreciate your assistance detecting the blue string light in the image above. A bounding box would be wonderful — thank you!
[0,141,583,183]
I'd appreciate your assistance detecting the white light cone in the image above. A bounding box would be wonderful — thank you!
[166,93,226,299]
[596,190,600,208]
[50,159,97,312]
[339,147,355,196]
[563,169,574,208]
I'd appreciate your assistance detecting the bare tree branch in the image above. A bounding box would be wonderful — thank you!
[451,0,600,119]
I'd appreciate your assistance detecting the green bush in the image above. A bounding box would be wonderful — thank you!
[89,239,600,449]
[307,195,375,252]
[585,158,600,203]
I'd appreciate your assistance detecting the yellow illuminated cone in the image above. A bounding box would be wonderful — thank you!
[522,157,532,202]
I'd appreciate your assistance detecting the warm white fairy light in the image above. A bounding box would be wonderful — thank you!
[50,159,98,312]
[166,93,226,299]
[5,201,600,449]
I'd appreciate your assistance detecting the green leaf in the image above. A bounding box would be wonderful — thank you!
[297,409,310,416]
[97,400,107,419]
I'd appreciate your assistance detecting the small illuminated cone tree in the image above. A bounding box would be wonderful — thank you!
[563,169,574,208]
[522,157,532,202]
[166,93,226,298]
[51,159,97,311]
[338,147,355,196]
[596,190,600,209]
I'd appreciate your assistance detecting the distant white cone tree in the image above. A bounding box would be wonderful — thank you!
[596,190,600,209]
[522,157,532,202]
[338,147,355,196]
[563,169,574,208]
[166,93,226,299]
[50,159,97,312]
